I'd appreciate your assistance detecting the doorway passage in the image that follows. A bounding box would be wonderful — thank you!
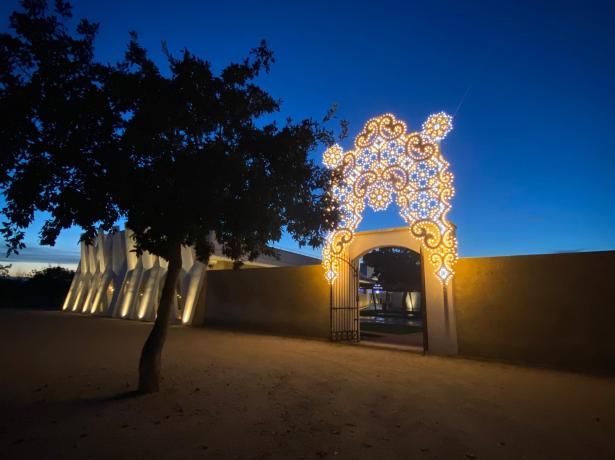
[357,247,425,351]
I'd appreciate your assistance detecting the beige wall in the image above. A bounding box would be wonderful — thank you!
[193,247,615,373]
[454,251,615,373]
[193,265,331,338]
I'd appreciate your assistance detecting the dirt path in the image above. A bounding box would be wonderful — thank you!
[1,309,614,459]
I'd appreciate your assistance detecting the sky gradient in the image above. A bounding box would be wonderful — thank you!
[1,0,614,273]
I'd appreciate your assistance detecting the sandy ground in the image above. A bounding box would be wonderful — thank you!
[1,309,614,459]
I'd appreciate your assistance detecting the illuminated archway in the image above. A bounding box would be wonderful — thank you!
[322,112,457,285]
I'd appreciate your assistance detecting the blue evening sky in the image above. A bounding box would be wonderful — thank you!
[1,0,614,272]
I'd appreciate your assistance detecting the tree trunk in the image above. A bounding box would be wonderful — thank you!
[138,241,182,393]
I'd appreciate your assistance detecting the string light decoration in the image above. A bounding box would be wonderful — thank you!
[322,112,457,285]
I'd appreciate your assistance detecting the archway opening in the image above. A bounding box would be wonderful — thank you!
[357,246,425,350]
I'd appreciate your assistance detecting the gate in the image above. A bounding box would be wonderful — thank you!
[330,256,360,341]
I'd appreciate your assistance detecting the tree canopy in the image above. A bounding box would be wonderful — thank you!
[108,33,338,262]
[0,0,122,252]
[362,247,421,292]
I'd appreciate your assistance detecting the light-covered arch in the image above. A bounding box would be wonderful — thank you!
[321,113,459,354]
[321,113,457,286]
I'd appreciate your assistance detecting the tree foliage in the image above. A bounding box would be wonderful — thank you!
[0,264,74,309]
[29,264,74,282]
[0,263,11,278]
[0,0,122,252]
[362,247,421,292]
[109,33,338,262]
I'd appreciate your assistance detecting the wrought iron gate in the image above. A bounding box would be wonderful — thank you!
[330,256,360,342]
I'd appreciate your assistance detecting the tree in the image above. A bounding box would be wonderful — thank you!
[29,265,74,283]
[363,247,421,310]
[0,263,11,278]
[0,264,75,309]
[110,35,338,392]
[1,1,339,393]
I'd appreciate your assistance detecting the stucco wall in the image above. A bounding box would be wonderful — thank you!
[194,265,330,338]
[454,251,615,373]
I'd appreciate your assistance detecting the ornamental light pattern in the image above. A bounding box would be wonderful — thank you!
[322,112,457,285]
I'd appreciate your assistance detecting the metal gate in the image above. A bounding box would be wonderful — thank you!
[330,256,360,342]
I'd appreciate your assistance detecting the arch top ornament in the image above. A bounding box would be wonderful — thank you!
[322,112,458,285]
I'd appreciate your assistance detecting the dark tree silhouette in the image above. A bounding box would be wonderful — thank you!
[362,247,421,292]
[1,1,339,393]
[29,265,74,283]
[110,35,339,392]
[0,265,75,309]
[0,263,11,278]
